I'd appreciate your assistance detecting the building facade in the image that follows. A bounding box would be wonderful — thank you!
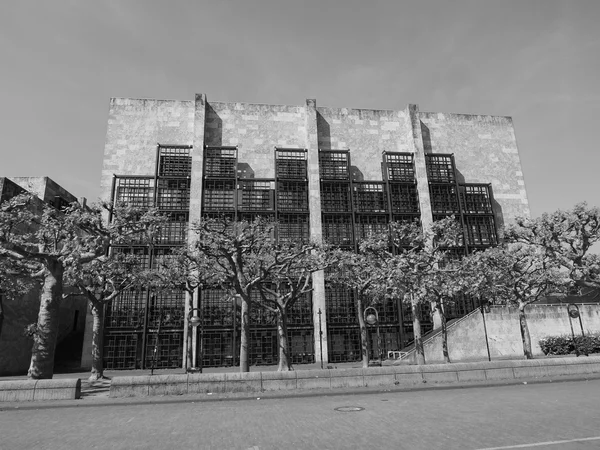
[98,95,530,370]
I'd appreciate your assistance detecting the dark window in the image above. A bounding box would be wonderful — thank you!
[429,184,460,214]
[355,214,388,241]
[278,214,309,243]
[321,182,352,212]
[158,146,191,177]
[276,150,307,179]
[157,179,190,210]
[426,154,455,183]
[353,183,387,213]
[277,181,308,211]
[461,185,493,214]
[384,153,415,182]
[465,216,497,247]
[238,180,275,211]
[203,179,236,210]
[115,178,153,208]
[390,184,419,214]
[204,148,237,178]
[322,214,354,247]
[319,151,350,180]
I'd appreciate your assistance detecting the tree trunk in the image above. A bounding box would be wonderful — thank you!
[518,302,533,359]
[239,297,250,373]
[437,302,450,363]
[412,295,425,365]
[28,262,63,379]
[185,291,193,372]
[89,301,105,380]
[276,304,292,371]
[356,295,369,368]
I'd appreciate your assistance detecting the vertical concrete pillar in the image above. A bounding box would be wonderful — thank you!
[407,104,433,229]
[407,104,441,328]
[183,93,207,368]
[305,98,328,364]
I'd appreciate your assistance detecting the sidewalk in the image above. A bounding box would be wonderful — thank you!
[2,354,597,402]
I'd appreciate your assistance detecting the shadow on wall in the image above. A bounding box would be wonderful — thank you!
[204,103,223,147]
[317,112,331,150]
[421,122,432,153]
[490,186,505,240]
[351,166,364,182]
[454,167,467,185]
[237,163,255,179]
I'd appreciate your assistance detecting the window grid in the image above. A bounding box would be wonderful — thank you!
[104,333,140,370]
[429,184,460,214]
[144,331,183,369]
[277,181,308,211]
[157,179,190,210]
[384,153,415,182]
[325,285,357,324]
[321,182,352,212]
[426,155,456,183]
[276,150,307,179]
[105,290,147,329]
[390,183,420,214]
[204,148,237,178]
[158,147,191,177]
[322,214,354,247]
[465,215,497,247]
[461,185,493,214]
[355,214,388,241]
[157,213,188,245]
[238,180,275,211]
[319,152,350,180]
[203,179,236,210]
[288,292,313,325]
[327,327,361,363]
[147,290,186,329]
[353,183,387,213]
[201,289,235,327]
[115,178,154,208]
[278,214,310,243]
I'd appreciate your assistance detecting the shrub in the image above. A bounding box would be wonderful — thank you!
[539,334,600,356]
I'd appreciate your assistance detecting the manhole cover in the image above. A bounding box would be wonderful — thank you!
[334,406,365,412]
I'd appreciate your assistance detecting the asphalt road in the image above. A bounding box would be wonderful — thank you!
[1,379,599,450]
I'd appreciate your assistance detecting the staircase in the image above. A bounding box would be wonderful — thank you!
[394,308,482,364]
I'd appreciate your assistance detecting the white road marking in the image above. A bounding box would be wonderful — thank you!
[477,435,600,449]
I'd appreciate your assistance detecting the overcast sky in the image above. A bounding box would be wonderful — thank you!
[1,0,599,218]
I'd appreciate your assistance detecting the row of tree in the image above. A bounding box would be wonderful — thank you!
[1,192,599,379]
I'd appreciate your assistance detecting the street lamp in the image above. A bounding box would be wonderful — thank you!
[364,306,382,366]
[479,299,491,362]
[188,307,202,373]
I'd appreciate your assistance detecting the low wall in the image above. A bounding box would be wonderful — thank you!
[417,304,600,364]
[109,356,600,398]
[0,378,81,402]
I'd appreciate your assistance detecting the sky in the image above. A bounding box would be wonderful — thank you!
[1,0,599,218]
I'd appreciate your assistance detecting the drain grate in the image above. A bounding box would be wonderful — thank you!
[334,406,365,412]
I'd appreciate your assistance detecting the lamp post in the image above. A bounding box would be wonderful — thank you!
[188,307,202,373]
[318,308,323,369]
[364,306,382,366]
[480,299,491,362]
[567,304,586,357]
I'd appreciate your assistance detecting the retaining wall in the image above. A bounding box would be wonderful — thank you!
[414,304,600,364]
[0,378,81,402]
[109,356,600,398]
